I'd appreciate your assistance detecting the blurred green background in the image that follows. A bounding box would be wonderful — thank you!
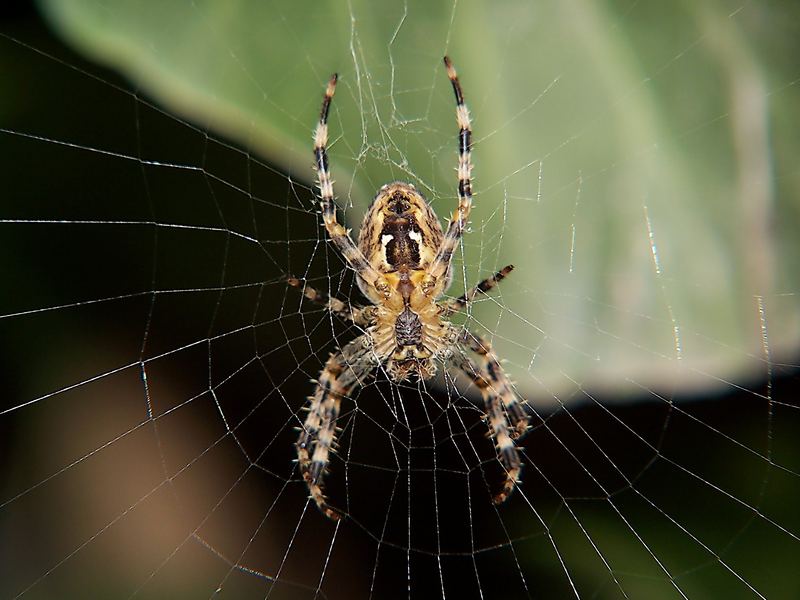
[35,0,800,398]
[1,1,799,599]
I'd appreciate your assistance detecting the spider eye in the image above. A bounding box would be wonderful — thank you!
[389,194,410,214]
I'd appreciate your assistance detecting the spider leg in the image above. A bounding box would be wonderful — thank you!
[296,335,377,520]
[314,75,391,298]
[456,352,522,504]
[441,264,514,317]
[287,276,376,327]
[426,56,474,293]
[455,332,529,504]
[462,331,529,439]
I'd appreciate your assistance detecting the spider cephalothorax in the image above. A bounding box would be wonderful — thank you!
[291,57,529,520]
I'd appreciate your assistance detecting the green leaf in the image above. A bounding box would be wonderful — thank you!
[39,0,800,401]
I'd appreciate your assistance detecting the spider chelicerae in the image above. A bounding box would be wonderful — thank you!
[289,57,529,520]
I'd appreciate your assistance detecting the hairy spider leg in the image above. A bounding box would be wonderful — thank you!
[441,264,515,316]
[296,336,377,520]
[427,56,474,294]
[314,75,391,299]
[287,276,375,327]
[463,332,529,439]
[457,331,529,504]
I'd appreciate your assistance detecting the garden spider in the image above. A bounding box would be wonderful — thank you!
[290,57,529,520]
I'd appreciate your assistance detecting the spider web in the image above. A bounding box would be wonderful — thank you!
[2,2,800,599]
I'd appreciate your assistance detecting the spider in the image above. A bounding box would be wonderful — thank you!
[290,57,529,520]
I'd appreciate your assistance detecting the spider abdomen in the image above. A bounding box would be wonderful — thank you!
[359,183,444,267]
[382,216,422,269]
